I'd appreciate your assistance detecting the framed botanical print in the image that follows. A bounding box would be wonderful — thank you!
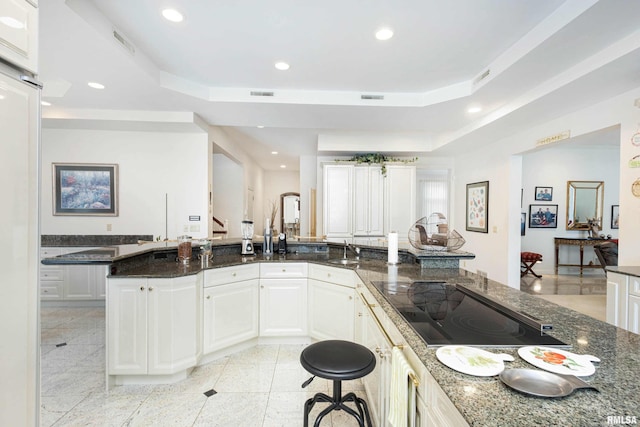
[466,181,489,233]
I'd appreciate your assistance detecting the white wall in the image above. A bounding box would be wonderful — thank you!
[209,126,265,238]
[520,145,620,274]
[453,86,640,287]
[212,153,243,237]
[263,170,300,234]
[41,128,210,239]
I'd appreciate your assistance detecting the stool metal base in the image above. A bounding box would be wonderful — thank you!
[304,379,373,427]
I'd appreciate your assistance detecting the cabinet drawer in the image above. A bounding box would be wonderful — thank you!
[40,247,62,258]
[629,276,640,297]
[40,282,63,299]
[308,263,356,288]
[204,264,259,287]
[260,262,307,278]
[40,268,64,281]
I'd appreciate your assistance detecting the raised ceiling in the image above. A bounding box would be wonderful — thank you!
[40,0,640,170]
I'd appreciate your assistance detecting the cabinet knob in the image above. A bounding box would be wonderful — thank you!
[140,286,145,291]
[206,295,211,299]
[327,273,331,278]
[261,285,265,289]
[43,289,48,293]
[349,296,353,300]
[148,287,154,291]
[357,312,362,317]
[232,273,236,276]
[282,269,286,272]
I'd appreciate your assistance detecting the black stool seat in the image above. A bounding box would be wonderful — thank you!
[300,340,375,427]
[300,339,376,380]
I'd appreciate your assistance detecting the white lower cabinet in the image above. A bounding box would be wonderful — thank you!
[606,271,640,333]
[259,263,308,337]
[203,279,259,353]
[308,279,355,341]
[260,278,308,336]
[40,247,108,301]
[308,263,356,341]
[107,275,199,377]
[629,295,640,335]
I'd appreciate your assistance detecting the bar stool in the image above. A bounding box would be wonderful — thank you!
[521,251,543,278]
[300,340,376,427]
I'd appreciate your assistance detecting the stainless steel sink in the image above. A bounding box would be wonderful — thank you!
[327,258,360,265]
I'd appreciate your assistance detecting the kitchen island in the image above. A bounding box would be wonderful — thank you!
[43,241,640,426]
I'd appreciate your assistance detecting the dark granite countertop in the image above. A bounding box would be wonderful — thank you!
[41,242,640,425]
[606,266,640,278]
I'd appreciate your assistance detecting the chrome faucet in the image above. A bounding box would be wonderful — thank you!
[343,240,360,260]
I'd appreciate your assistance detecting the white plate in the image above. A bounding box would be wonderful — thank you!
[517,346,600,377]
[436,345,514,377]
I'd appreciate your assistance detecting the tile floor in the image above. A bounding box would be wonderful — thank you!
[520,270,607,322]
[40,271,607,426]
[40,307,366,426]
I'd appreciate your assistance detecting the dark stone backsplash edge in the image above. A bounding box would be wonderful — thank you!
[41,235,153,247]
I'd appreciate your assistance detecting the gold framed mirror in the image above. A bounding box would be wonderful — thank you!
[566,181,604,230]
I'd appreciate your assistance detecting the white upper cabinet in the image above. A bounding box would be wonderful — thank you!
[323,164,353,238]
[384,165,416,241]
[0,0,38,72]
[353,166,384,237]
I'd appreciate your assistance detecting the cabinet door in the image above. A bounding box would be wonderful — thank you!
[385,166,416,240]
[64,265,94,299]
[93,265,108,299]
[107,278,148,375]
[629,295,640,335]
[259,278,307,336]
[0,0,38,72]
[323,164,353,237]
[354,166,384,237]
[361,305,391,427]
[308,279,354,341]
[203,279,259,354]
[606,272,628,328]
[147,276,198,374]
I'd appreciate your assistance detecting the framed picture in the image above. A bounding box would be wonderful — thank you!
[611,205,619,229]
[534,186,553,201]
[521,213,526,236]
[466,181,489,233]
[529,204,558,228]
[53,163,118,216]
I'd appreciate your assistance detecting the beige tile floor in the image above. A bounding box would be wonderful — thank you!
[40,307,366,426]
[41,271,607,426]
[520,270,607,322]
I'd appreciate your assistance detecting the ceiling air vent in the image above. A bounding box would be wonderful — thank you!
[112,30,135,55]
[250,91,275,97]
[361,94,384,100]
[473,69,490,85]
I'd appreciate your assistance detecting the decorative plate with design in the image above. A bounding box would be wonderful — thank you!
[517,346,600,377]
[436,345,514,376]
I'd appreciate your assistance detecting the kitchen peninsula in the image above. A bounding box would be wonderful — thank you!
[42,240,640,426]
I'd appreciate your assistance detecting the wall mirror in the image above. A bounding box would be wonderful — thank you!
[566,181,604,230]
[280,192,300,238]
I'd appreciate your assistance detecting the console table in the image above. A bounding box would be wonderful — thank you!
[554,237,604,275]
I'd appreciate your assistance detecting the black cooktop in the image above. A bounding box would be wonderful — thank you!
[372,281,568,348]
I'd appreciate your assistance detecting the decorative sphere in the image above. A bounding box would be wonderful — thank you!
[408,214,466,252]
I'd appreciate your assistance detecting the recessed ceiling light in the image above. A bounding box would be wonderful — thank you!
[280,165,286,168]
[0,94,5,100]
[0,16,24,29]
[467,106,482,113]
[88,82,105,89]
[271,151,278,155]
[162,9,183,22]
[274,62,290,71]
[41,101,52,106]
[257,125,264,128]
[375,27,394,41]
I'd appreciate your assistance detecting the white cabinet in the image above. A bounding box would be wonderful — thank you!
[203,266,259,354]
[606,272,628,329]
[107,275,199,377]
[65,264,95,299]
[629,295,640,335]
[384,165,416,241]
[259,263,308,336]
[323,164,353,238]
[354,166,384,237]
[0,0,38,72]
[308,263,355,341]
[40,248,64,300]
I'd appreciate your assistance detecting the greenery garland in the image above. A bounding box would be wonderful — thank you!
[337,153,418,176]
